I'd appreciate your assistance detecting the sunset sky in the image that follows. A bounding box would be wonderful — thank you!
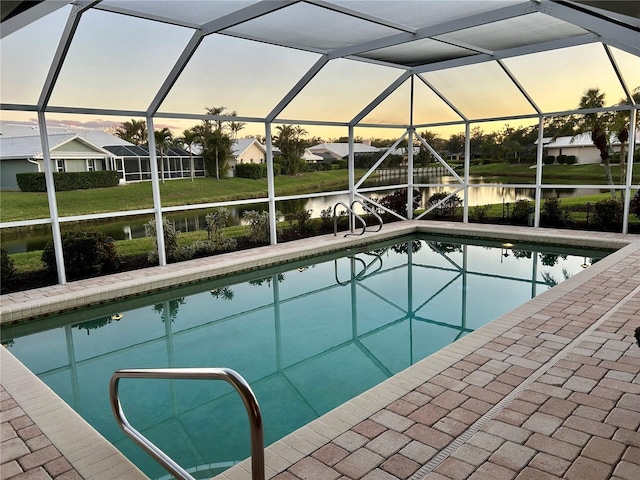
[1,2,638,141]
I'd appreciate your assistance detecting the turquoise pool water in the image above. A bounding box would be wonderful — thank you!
[2,235,609,479]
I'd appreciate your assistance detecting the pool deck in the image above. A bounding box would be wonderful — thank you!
[1,221,639,480]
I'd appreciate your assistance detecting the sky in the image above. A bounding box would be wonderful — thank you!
[1,1,638,142]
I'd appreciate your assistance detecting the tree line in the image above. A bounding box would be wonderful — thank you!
[113,87,639,192]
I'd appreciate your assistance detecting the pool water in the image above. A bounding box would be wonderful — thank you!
[2,235,609,479]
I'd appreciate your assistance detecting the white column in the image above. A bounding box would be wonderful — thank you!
[463,123,471,223]
[265,122,277,245]
[38,111,66,284]
[622,108,637,235]
[407,128,414,219]
[534,116,545,228]
[408,75,415,220]
[146,117,167,265]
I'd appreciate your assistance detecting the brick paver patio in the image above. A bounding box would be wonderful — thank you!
[1,222,638,480]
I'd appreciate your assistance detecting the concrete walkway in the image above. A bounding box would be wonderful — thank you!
[1,222,639,480]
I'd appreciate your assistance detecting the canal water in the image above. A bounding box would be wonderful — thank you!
[2,172,596,253]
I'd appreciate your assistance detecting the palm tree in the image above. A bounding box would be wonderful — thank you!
[114,119,147,145]
[565,88,616,198]
[199,106,235,179]
[154,128,174,184]
[611,87,640,195]
[229,119,246,140]
[274,124,309,174]
[181,129,201,182]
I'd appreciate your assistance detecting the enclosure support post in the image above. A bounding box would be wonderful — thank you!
[463,122,471,223]
[534,116,545,228]
[146,116,167,266]
[408,76,415,220]
[37,112,66,284]
[622,107,636,235]
[265,122,278,245]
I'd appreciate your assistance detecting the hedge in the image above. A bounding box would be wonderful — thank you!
[235,163,265,179]
[17,171,120,192]
[543,155,555,165]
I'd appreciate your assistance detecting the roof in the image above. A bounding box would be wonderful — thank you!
[308,143,381,158]
[544,130,640,148]
[1,1,638,127]
[104,145,195,157]
[232,138,266,157]
[0,122,134,148]
[302,149,323,161]
[0,134,113,159]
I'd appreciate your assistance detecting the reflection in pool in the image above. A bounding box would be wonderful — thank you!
[2,235,609,479]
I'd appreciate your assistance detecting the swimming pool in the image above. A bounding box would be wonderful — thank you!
[1,234,609,479]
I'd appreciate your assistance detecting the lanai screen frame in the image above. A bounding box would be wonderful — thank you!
[1,0,638,285]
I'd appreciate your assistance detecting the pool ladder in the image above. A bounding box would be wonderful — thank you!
[109,368,264,480]
[333,200,383,237]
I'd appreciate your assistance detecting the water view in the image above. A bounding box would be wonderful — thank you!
[2,171,605,254]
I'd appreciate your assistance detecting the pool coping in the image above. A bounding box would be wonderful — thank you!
[1,221,638,480]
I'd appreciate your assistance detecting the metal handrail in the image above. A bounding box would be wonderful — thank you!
[333,200,383,237]
[352,200,383,234]
[333,201,367,236]
[109,367,264,480]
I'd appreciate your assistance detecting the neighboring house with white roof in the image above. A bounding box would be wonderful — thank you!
[228,138,266,176]
[540,131,638,164]
[302,148,323,163]
[307,142,380,161]
[0,133,115,190]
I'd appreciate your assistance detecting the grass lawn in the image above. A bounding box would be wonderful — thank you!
[0,170,364,223]
[468,162,639,184]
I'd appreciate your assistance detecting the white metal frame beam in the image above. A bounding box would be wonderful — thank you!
[328,2,536,60]
[1,0,75,39]
[543,0,640,57]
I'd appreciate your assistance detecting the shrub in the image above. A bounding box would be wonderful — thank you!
[593,198,623,231]
[427,192,462,218]
[205,208,237,251]
[630,190,640,219]
[235,163,265,179]
[285,209,313,234]
[556,154,567,164]
[17,171,119,192]
[565,155,577,165]
[320,207,333,230]
[243,210,272,244]
[333,160,347,169]
[472,204,490,222]
[510,199,531,225]
[543,156,555,165]
[144,217,194,263]
[42,230,120,279]
[378,189,421,218]
[541,196,570,227]
[1,248,17,293]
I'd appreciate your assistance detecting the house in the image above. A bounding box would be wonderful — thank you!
[104,145,205,182]
[231,138,266,165]
[307,142,380,162]
[540,131,638,164]
[0,122,205,188]
[0,132,116,190]
[302,149,323,163]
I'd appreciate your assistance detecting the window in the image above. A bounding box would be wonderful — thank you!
[56,160,66,172]
[87,159,96,171]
